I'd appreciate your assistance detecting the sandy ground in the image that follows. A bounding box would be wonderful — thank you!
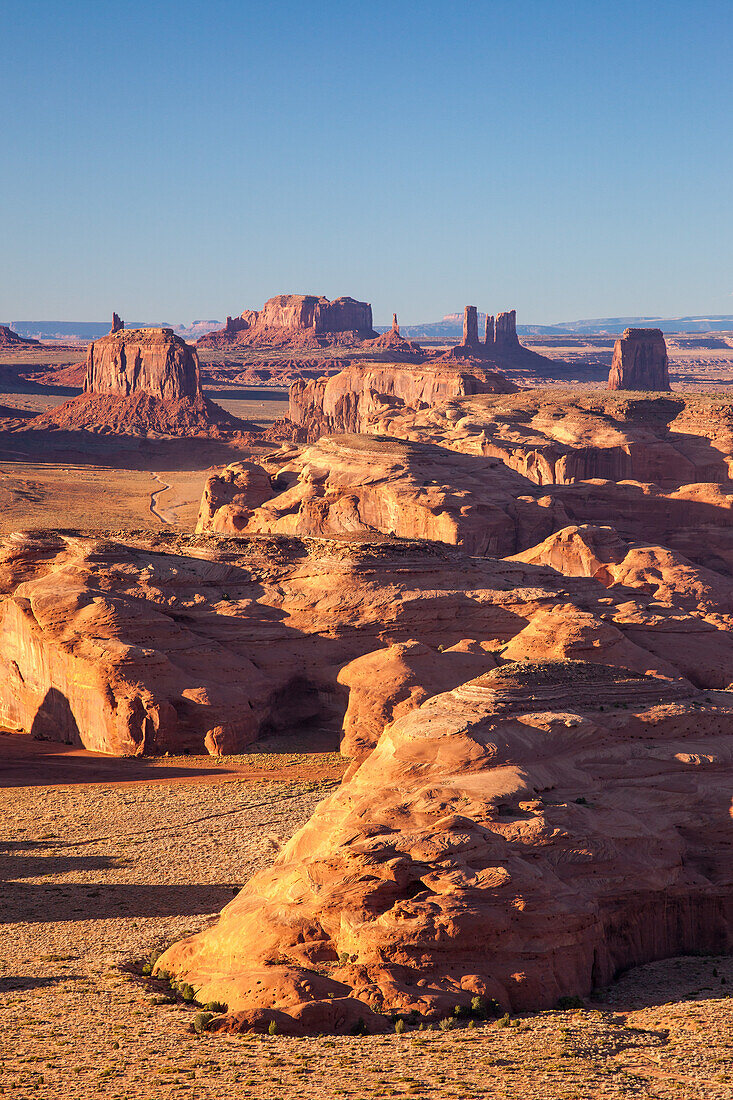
[1,733,731,1100]
[0,381,288,533]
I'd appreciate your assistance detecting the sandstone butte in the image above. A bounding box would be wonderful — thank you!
[157,658,733,1034]
[198,294,377,349]
[607,327,671,392]
[28,321,243,436]
[0,324,40,347]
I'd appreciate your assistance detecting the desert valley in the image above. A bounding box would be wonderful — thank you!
[1,295,733,1099]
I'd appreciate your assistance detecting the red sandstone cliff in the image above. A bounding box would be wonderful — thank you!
[608,328,670,391]
[288,361,517,441]
[199,294,376,349]
[30,326,242,436]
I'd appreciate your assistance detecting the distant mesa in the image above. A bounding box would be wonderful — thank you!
[198,294,377,349]
[608,328,671,392]
[0,324,40,347]
[29,317,243,437]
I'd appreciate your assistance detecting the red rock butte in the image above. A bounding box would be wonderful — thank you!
[83,325,201,401]
[199,294,377,349]
[29,319,242,436]
[608,328,670,391]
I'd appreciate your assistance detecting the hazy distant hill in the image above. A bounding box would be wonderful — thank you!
[396,314,733,340]
[6,320,222,342]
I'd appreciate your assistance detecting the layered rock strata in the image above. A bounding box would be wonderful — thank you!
[157,660,733,1033]
[8,524,733,758]
[199,295,376,349]
[288,362,516,441]
[29,327,241,436]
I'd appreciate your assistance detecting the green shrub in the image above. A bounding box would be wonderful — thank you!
[394,1019,405,1034]
[497,1013,511,1028]
[268,1020,278,1035]
[438,1017,455,1031]
[178,983,197,1004]
[204,1001,227,1014]
[193,1011,213,1035]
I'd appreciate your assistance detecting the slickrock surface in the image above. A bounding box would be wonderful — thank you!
[196,428,733,589]
[7,528,733,761]
[157,660,733,1032]
[199,294,376,349]
[608,328,671,391]
[289,361,517,441]
[3,740,732,1098]
[28,327,243,437]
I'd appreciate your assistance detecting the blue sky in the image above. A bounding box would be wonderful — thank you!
[2,0,731,325]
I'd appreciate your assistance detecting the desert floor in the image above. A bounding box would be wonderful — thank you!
[0,375,288,533]
[1,732,732,1100]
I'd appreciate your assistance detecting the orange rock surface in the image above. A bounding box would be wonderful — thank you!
[29,327,242,437]
[157,660,733,1033]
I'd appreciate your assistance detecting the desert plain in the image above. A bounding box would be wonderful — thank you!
[2,309,733,1099]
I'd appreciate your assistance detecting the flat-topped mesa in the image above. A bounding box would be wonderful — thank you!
[199,294,377,348]
[608,328,670,392]
[84,326,201,402]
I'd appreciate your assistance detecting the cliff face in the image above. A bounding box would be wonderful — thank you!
[156,659,733,1033]
[608,328,670,391]
[84,327,201,401]
[288,362,517,441]
[199,294,376,348]
[29,326,241,436]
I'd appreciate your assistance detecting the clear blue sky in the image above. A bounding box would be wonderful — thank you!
[2,0,731,325]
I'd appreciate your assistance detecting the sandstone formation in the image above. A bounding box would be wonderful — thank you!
[28,327,242,437]
[111,312,124,333]
[365,314,423,358]
[288,362,517,441]
[448,307,527,363]
[0,325,40,347]
[608,328,670,391]
[83,326,200,401]
[199,295,376,349]
[157,659,733,1033]
[8,525,733,760]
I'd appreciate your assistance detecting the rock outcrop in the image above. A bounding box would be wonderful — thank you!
[365,314,423,358]
[288,361,517,442]
[7,526,733,759]
[608,328,670,391]
[199,295,376,349]
[83,327,200,401]
[0,325,40,347]
[156,659,733,1033]
[448,307,524,361]
[29,327,242,437]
